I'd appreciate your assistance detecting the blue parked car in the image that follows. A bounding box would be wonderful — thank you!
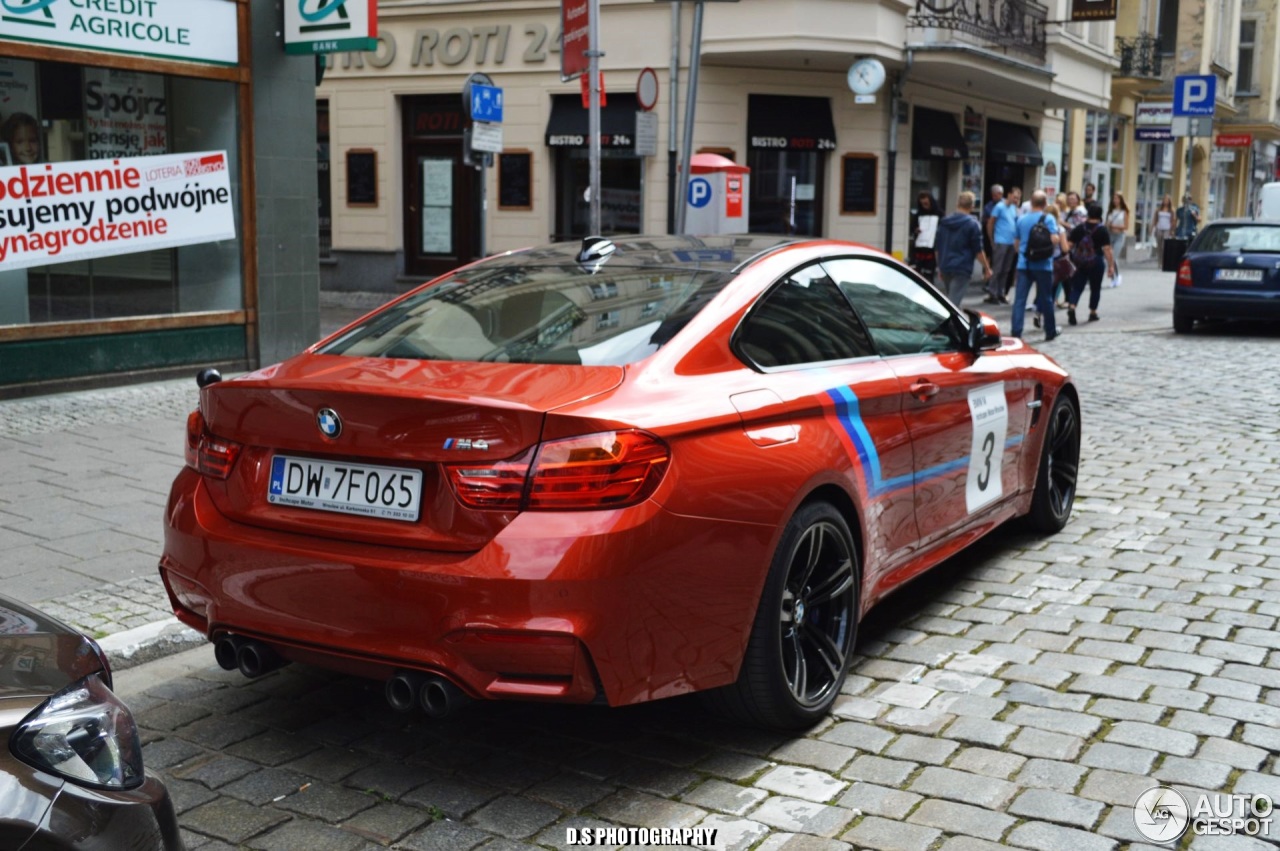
[1174,219,1280,333]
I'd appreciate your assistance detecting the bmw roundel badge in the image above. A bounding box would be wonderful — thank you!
[317,408,342,439]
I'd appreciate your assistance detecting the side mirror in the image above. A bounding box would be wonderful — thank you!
[964,309,1001,352]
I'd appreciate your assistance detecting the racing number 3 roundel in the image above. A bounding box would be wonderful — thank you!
[966,383,1009,513]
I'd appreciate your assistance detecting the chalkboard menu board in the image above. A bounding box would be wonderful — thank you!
[841,154,877,215]
[498,151,532,210]
[346,149,377,207]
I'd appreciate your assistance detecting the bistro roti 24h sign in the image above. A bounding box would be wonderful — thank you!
[0,0,238,65]
[0,151,237,271]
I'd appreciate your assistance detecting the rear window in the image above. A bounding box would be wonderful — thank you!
[1193,225,1280,253]
[318,265,733,366]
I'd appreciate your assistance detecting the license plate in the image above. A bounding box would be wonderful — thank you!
[268,456,422,522]
[1215,268,1264,282]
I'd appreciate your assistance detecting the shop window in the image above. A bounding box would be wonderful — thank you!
[748,151,824,236]
[0,60,242,327]
[553,148,643,240]
[1237,20,1257,93]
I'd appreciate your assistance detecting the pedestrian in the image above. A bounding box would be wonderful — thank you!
[1011,190,1061,341]
[1106,191,1130,267]
[1055,192,1071,221]
[1064,202,1118,325]
[1175,193,1201,239]
[985,186,1021,304]
[935,191,993,305]
[1154,194,1174,257]
[982,184,1004,261]
[909,191,941,282]
[1065,191,1087,228]
[1083,182,1097,207]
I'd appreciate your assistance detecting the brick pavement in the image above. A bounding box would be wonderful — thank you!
[7,265,1280,848]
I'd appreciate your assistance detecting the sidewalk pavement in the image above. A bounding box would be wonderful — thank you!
[0,260,1173,667]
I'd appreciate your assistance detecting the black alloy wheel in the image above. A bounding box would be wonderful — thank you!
[703,501,859,729]
[779,521,856,709]
[1027,393,1081,532]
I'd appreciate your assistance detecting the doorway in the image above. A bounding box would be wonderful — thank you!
[402,96,479,279]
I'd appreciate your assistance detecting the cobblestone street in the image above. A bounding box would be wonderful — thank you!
[6,271,1280,850]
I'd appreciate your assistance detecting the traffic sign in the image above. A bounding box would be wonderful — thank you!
[636,67,659,112]
[470,84,504,124]
[471,121,504,153]
[1173,75,1216,116]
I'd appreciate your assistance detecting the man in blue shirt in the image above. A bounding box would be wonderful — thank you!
[1012,190,1062,341]
[984,186,1021,304]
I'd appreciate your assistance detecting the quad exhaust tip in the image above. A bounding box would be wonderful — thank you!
[384,671,472,719]
[214,634,289,679]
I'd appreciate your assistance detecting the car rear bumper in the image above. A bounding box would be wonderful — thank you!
[161,468,776,707]
[1175,287,1280,319]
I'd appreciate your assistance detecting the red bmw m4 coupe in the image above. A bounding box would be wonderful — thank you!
[161,235,1080,729]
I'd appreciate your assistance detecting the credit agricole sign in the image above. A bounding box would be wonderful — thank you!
[0,0,239,66]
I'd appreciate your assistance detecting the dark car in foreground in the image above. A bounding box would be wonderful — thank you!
[1174,219,1280,332]
[0,595,182,851]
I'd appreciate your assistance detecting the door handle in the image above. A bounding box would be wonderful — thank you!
[910,379,940,401]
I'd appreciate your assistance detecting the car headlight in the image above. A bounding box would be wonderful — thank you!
[10,673,144,790]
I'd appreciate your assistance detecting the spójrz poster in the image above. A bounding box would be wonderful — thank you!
[84,68,167,159]
[0,150,236,271]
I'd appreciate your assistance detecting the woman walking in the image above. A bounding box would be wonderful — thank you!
[1154,195,1174,258]
[1106,192,1130,278]
[910,192,941,283]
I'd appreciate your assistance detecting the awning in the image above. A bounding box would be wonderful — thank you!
[545,93,639,149]
[912,107,968,160]
[986,119,1044,166]
[747,95,836,151]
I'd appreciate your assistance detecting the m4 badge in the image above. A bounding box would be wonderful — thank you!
[443,438,490,451]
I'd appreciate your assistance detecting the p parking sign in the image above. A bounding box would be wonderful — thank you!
[1173,75,1217,116]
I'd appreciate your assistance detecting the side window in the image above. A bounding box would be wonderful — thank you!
[823,258,967,356]
[737,264,875,368]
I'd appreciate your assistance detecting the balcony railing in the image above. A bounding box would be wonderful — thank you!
[1116,34,1163,78]
[908,0,1048,63]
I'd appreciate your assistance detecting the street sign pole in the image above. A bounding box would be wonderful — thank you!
[675,0,704,234]
[588,0,602,235]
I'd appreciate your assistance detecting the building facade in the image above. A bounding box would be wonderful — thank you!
[1067,0,1271,257]
[317,0,1115,290]
[0,0,319,396]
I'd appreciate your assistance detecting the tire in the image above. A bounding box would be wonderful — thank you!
[1173,311,1193,334]
[1025,392,1081,533]
[704,501,859,730]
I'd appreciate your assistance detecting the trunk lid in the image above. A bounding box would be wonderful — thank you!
[200,355,625,551]
[1190,251,1280,290]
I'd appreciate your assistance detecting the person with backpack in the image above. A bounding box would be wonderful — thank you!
[1011,190,1062,341]
[1064,202,1118,324]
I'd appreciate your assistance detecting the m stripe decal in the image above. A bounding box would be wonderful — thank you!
[824,385,1023,500]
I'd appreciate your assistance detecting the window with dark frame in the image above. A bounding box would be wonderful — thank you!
[1237,19,1257,93]
[1157,0,1178,55]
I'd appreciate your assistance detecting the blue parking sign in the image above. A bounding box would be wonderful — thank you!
[1173,75,1216,116]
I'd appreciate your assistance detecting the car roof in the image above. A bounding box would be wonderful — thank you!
[485,235,804,273]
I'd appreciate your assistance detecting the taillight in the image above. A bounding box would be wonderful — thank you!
[1177,259,1193,287]
[446,430,670,512]
[184,409,242,480]
[446,449,534,511]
